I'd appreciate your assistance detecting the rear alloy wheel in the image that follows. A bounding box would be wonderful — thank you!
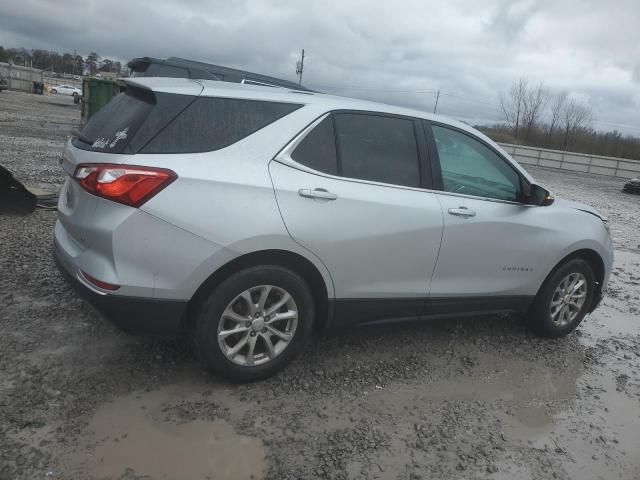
[527,258,595,337]
[194,266,314,381]
[217,285,298,367]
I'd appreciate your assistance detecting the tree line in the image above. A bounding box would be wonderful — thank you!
[478,77,640,161]
[0,46,122,76]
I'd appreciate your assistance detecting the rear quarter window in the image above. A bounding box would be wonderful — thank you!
[140,98,302,154]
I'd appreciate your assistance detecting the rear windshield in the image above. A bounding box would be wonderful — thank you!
[73,90,302,154]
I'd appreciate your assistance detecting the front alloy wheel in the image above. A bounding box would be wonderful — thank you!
[528,258,595,338]
[549,272,588,327]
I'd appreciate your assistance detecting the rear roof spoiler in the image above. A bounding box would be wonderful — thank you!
[121,77,205,96]
[127,56,314,92]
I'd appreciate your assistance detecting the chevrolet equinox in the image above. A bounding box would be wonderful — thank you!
[53,77,614,380]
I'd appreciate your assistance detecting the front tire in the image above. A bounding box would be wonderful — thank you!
[527,258,595,337]
[193,266,314,381]
[51,88,57,94]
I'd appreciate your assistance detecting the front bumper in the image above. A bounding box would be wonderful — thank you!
[53,241,187,337]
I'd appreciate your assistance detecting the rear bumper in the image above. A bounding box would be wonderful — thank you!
[53,241,187,337]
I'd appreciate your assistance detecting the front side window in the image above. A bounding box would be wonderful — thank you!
[333,113,421,187]
[431,125,520,202]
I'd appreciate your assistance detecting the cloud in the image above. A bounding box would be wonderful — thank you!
[0,0,638,134]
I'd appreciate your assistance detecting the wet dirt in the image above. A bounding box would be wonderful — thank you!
[62,388,266,480]
[1,92,639,479]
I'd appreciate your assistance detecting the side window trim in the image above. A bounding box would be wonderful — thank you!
[331,113,343,177]
[423,120,526,203]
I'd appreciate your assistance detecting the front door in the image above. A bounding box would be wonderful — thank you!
[426,123,548,308]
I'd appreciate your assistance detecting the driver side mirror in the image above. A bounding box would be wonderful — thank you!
[527,183,554,206]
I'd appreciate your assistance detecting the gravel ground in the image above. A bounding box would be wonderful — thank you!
[1,90,639,480]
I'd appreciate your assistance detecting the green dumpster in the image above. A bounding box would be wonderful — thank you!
[81,77,121,123]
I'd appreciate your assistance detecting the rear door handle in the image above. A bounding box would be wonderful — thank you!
[298,188,338,201]
[448,206,476,218]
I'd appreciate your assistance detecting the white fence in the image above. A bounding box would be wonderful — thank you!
[499,143,640,179]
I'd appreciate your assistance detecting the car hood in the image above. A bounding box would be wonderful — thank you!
[553,198,607,222]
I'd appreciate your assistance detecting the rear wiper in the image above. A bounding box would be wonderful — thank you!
[70,128,92,144]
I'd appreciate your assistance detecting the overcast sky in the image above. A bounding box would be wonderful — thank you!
[1,0,638,134]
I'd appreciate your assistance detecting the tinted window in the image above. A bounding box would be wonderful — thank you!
[334,113,421,187]
[291,116,338,175]
[141,98,302,154]
[73,89,194,154]
[74,88,156,154]
[431,125,520,202]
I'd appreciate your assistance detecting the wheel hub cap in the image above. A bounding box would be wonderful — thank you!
[251,318,265,331]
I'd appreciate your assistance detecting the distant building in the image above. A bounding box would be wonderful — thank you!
[0,62,44,93]
[94,71,118,81]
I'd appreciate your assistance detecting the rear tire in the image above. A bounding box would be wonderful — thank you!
[51,88,57,94]
[193,265,314,381]
[527,258,595,338]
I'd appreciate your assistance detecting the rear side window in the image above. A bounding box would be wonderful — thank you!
[141,98,302,154]
[334,113,421,187]
[291,116,338,174]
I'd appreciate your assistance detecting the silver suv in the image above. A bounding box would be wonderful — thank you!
[54,77,613,380]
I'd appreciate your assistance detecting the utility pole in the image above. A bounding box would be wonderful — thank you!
[296,49,305,85]
[433,90,440,114]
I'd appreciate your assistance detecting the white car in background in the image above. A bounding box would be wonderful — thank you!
[51,85,81,96]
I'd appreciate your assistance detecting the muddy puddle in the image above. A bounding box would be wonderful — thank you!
[62,388,266,479]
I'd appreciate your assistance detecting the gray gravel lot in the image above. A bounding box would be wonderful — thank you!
[1,90,639,480]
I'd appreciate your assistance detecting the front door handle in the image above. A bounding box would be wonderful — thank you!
[298,188,338,201]
[448,206,476,218]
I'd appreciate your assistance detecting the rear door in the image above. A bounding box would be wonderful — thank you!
[425,122,549,306]
[270,112,444,325]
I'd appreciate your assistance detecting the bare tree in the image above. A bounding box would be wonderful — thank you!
[521,82,549,140]
[561,99,592,149]
[499,78,528,139]
[547,91,568,142]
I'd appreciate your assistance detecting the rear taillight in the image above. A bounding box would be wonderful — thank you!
[73,163,177,207]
